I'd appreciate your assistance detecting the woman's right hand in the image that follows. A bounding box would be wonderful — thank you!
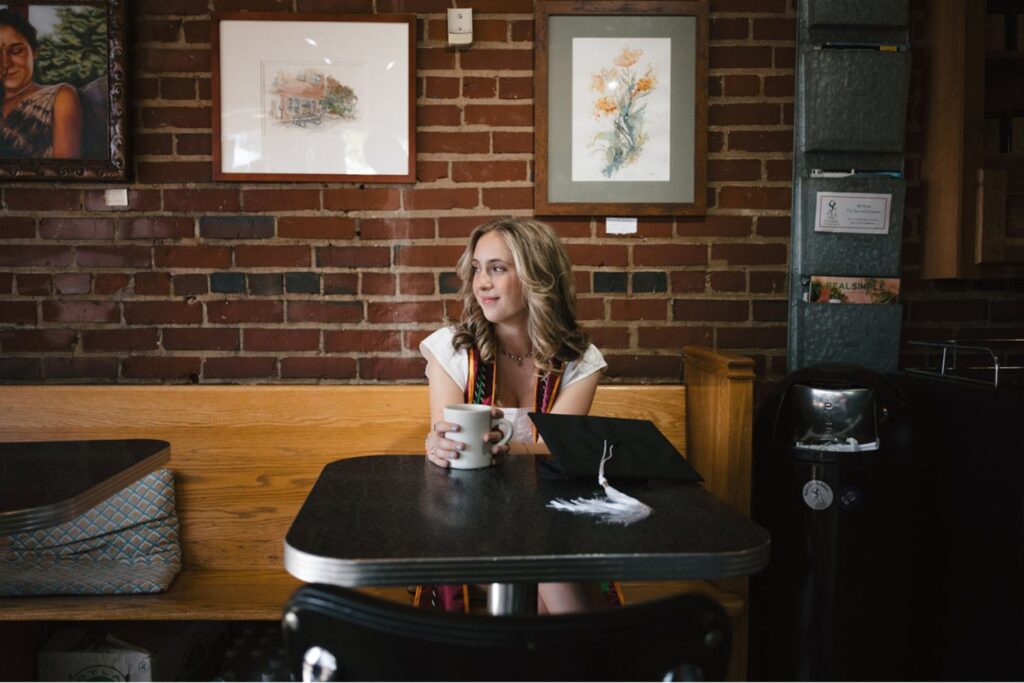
[425,420,464,468]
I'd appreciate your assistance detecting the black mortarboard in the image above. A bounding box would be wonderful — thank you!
[528,412,702,482]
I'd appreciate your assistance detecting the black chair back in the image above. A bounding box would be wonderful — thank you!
[282,584,730,681]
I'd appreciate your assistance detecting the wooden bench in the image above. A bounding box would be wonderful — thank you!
[0,345,755,678]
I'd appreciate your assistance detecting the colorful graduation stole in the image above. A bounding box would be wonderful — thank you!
[464,345,564,441]
[415,346,566,613]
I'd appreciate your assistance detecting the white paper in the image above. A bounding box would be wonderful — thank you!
[104,189,128,207]
[605,217,637,234]
[814,192,892,234]
[571,38,671,182]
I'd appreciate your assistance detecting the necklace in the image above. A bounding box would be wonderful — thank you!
[499,347,529,366]
[5,81,35,103]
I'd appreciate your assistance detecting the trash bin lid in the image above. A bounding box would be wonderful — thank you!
[774,384,879,451]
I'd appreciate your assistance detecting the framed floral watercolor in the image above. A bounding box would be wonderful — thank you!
[534,1,708,215]
[0,0,128,180]
[212,13,415,183]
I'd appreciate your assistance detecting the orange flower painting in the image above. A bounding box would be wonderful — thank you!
[587,46,658,178]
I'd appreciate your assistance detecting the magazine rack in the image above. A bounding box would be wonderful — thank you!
[787,0,911,372]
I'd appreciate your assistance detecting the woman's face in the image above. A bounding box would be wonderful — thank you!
[0,25,34,94]
[471,230,527,327]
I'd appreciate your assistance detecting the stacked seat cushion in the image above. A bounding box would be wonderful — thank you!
[0,468,181,596]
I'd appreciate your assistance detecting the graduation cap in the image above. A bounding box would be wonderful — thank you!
[528,412,703,482]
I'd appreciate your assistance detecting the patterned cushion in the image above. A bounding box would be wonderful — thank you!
[0,468,181,596]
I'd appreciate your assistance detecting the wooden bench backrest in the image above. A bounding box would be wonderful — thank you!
[0,384,686,572]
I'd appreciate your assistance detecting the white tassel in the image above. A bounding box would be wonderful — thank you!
[547,441,653,526]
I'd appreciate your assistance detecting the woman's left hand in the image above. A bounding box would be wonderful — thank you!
[484,407,511,464]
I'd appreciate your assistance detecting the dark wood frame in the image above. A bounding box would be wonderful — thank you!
[534,0,708,216]
[211,12,416,183]
[0,0,128,181]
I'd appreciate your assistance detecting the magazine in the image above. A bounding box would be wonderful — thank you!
[807,276,900,304]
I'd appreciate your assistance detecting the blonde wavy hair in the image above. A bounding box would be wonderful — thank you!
[451,217,589,375]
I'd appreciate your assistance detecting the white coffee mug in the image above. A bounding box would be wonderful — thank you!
[443,404,514,470]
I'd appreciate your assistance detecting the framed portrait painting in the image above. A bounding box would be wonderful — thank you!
[534,1,708,216]
[212,13,416,183]
[0,0,127,179]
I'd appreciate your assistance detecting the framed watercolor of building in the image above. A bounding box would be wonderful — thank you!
[212,13,416,183]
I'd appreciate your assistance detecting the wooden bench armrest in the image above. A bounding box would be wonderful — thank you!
[682,345,755,516]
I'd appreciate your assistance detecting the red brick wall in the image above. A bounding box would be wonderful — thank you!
[0,0,1019,386]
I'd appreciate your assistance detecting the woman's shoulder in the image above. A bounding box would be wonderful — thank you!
[420,326,468,389]
[21,83,61,105]
[19,83,77,111]
[32,83,71,97]
[53,84,82,109]
[53,83,80,98]
[577,343,606,370]
[419,326,468,365]
[421,325,457,349]
[583,342,604,360]
[562,343,607,387]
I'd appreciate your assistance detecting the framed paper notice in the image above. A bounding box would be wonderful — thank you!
[814,192,892,234]
[212,12,415,182]
[534,1,708,216]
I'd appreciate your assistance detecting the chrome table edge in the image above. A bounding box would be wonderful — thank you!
[284,537,770,587]
[0,444,170,536]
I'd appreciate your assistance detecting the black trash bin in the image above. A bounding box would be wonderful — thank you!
[749,364,916,681]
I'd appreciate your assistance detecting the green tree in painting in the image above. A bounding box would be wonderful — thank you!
[35,6,107,88]
[322,76,358,120]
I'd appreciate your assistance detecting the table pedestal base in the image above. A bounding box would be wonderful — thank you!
[487,582,537,615]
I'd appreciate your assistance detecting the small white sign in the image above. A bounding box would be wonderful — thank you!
[605,217,637,234]
[814,192,891,234]
[104,189,129,207]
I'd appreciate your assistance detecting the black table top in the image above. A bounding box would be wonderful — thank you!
[0,439,170,535]
[284,454,770,586]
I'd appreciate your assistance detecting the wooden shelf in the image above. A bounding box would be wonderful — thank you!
[921,0,1024,279]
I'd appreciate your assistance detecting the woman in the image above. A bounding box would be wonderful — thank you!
[420,217,608,614]
[0,9,82,159]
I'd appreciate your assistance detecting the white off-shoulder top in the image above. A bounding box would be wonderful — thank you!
[419,326,607,443]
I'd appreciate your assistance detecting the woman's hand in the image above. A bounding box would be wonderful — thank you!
[424,407,511,468]
[425,420,465,468]
[484,407,511,464]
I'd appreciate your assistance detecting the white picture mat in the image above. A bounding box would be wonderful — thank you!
[571,37,671,182]
[814,192,892,234]
[219,20,409,176]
